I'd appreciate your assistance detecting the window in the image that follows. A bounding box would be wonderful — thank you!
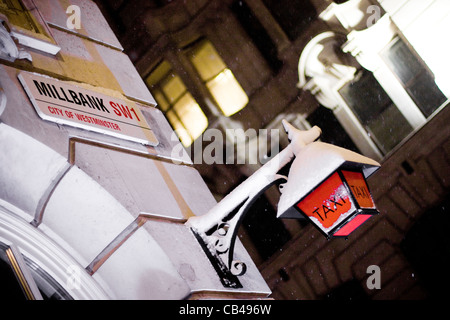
[381,37,447,118]
[0,0,41,33]
[145,40,249,145]
[339,69,414,155]
[307,106,360,153]
[145,61,208,147]
[0,242,71,300]
[188,40,248,117]
[0,0,60,55]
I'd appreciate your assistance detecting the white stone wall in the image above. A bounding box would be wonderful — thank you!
[0,0,270,299]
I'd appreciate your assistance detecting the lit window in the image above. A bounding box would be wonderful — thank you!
[173,93,208,141]
[166,110,193,146]
[145,61,208,147]
[189,40,248,116]
[206,68,249,117]
[190,40,226,81]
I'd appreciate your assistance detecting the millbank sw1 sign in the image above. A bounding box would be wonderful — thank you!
[18,71,159,146]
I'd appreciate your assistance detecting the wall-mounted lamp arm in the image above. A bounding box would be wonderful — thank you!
[186,121,321,279]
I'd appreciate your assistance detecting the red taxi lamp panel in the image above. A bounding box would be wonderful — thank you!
[276,140,380,239]
[295,168,378,238]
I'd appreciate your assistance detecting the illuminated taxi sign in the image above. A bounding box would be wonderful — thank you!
[18,71,159,146]
[276,141,380,239]
[295,168,378,238]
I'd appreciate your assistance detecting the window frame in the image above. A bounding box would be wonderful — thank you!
[186,39,249,117]
[0,242,43,300]
[145,61,209,147]
[380,36,447,118]
[333,34,449,159]
[337,68,415,155]
[0,205,109,299]
[0,0,60,55]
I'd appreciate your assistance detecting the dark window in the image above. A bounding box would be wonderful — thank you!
[339,69,414,155]
[231,0,282,73]
[145,60,208,147]
[262,0,317,40]
[382,37,447,118]
[400,196,450,299]
[0,251,27,300]
[307,105,360,153]
[0,243,72,300]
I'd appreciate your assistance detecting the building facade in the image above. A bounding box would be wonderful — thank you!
[96,0,450,299]
[0,0,270,299]
[2,0,449,300]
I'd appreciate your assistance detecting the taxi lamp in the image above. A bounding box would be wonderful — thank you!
[186,120,380,288]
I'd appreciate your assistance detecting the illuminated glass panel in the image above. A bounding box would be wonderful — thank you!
[145,60,172,86]
[206,69,249,116]
[144,61,208,147]
[166,110,193,147]
[296,172,354,233]
[173,93,208,144]
[152,89,170,111]
[295,168,378,238]
[162,74,187,104]
[190,41,226,81]
[332,214,371,237]
[341,170,375,209]
[190,40,248,116]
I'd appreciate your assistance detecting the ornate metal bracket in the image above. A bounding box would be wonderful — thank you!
[189,173,287,287]
[186,121,321,287]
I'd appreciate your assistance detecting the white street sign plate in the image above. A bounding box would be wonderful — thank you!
[18,72,159,146]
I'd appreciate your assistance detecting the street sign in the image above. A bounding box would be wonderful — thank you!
[18,71,159,146]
